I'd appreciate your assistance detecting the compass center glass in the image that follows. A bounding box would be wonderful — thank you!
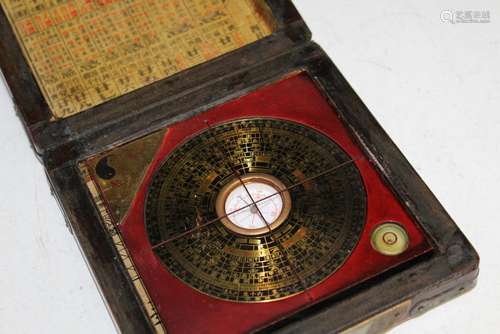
[225,182,283,230]
[215,173,292,236]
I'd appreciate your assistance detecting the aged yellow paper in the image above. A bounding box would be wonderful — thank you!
[1,0,274,118]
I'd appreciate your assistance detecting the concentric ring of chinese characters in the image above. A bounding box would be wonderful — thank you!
[144,118,367,302]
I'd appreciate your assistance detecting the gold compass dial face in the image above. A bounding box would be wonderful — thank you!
[145,119,367,302]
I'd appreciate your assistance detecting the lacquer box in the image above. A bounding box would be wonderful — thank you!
[0,1,478,333]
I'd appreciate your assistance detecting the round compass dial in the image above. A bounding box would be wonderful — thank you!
[145,118,367,302]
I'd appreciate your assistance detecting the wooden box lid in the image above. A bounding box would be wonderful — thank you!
[0,0,310,156]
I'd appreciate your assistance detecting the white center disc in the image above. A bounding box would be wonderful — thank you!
[225,182,283,230]
[215,174,291,236]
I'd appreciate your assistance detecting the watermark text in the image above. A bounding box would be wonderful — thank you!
[441,10,490,24]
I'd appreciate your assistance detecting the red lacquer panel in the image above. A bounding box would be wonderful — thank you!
[118,73,432,333]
